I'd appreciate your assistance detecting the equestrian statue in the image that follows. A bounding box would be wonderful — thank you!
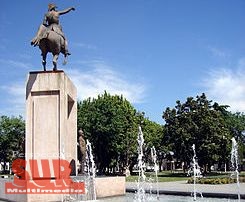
[31,3,75,71]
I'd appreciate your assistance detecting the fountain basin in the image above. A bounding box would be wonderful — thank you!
[0,176,125,202]
[95,176,125,198]
[126,181,245,200]
[98,193,245,202]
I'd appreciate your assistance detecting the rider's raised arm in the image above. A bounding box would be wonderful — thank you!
[58,7,75,15]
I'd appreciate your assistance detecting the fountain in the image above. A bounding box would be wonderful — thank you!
[231,137,240,201]
[61,140,97,202]
[85,140,97,201]
[134,127,161,202]
[188,144,203,201]
[151,146,159,200]
[67,134,244,202]
[135,126,146,202]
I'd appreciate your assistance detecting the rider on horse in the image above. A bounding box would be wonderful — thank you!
[31,3,75,57]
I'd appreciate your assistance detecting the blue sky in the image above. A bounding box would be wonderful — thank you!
[1,0,245,124]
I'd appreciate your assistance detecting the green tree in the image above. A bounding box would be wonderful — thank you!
[77,92,164,175]
[222,112,245,167]
[140,118,165,171]
[163,93,231,173]
[78,92,138,174]
[0,116,25,173]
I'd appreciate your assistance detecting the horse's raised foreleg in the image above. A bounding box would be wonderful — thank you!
[53,54,59,71]
[41,53,47,71]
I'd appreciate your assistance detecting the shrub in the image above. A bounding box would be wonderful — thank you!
[187,177,241,185]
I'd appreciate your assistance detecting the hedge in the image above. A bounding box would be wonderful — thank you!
[187,176,245,185]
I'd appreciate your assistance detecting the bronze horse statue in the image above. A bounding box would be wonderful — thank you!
[31,24,67,71]
[31,4,75,71]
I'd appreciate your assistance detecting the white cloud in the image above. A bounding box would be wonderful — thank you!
[238,57,245,69]
[207,46,230,58]
[203,67,245,112]
[1,83,25,116]
[1,61,146,116]
[72,42,97,50]
[0,59,32,69]
[67,62,146,103]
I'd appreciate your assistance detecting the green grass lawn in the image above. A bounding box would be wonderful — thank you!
[126,171,189,182]
[126,171,245,183]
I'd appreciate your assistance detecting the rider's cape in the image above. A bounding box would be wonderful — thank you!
[31,24,65,47]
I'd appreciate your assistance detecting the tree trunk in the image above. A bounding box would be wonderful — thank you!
[159,159,163,172]
[183,161,188,173]
[129,164,134,175]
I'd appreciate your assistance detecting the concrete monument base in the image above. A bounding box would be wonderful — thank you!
[25,70,77,175]
[25,71,77,202]
[0,70,77,202]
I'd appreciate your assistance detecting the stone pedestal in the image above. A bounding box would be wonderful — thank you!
[24,70,77,202]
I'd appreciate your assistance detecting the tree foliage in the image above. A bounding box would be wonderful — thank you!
[222,112,245,164]
[0,116,25,173]
[140,118,166,170]
[77,91,164,175]
[163,93,232,172]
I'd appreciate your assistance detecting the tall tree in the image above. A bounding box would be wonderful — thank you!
[0,116,25,173]
[77,92,138,174]
[140,118,165,171]
[163,93,231,173]
[77,92,164,175]
[222,111,245,166]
